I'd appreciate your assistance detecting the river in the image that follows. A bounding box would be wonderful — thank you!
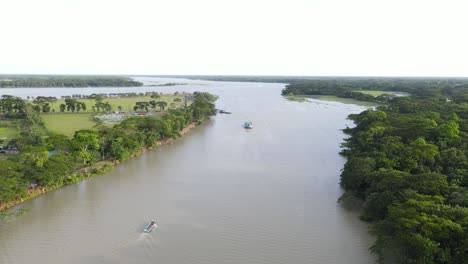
[0,77,375,264]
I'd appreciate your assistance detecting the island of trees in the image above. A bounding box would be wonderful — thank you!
[0,75,143,88]
[0,92,217,212]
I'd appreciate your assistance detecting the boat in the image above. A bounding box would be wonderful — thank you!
[143,220,157,233]
[219,110,232,114]
[244,122,253,129]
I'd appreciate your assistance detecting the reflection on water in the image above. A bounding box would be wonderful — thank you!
[0,78,375,264]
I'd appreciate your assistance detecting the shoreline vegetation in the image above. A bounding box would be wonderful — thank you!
[0,121,198,213]
[0,91,218,215]
[336,80,468,263]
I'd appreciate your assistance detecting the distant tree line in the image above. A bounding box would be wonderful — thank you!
[340,85,468,263]
[0,92,217,207]
[0,76,143,88]
[281,78,468,103]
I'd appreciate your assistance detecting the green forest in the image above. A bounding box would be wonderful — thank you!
[0,76,142,88]
[337,81,468,263]
[0,92,217,209]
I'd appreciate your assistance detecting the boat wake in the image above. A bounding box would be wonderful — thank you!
[99,232,158,264]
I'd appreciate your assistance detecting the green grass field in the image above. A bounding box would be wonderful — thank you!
[42,113,97,137]
[0,127,19,139]
[355,90,394,96]
[47,95,184,113]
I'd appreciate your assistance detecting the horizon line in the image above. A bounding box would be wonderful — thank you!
[1,73,468,79]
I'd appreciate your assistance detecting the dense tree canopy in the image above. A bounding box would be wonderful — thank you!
[341,86,468,263]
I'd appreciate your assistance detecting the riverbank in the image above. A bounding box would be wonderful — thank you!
[0,121,199,213]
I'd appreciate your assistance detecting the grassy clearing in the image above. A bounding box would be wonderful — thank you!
[47,95,184,113]
[308,95,378,107]
[0,127,18,139]
[42,113,97,137]
[0,120,19,139]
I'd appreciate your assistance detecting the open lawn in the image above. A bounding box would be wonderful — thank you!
[42,113,97,137]
[47,95,184,113]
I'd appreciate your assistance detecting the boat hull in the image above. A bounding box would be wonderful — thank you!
[143,221,157,233]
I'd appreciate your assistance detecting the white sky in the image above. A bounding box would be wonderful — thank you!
[0,0,467,76]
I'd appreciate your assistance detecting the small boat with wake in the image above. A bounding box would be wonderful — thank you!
[143,220,157,233]
[244,122,253,129]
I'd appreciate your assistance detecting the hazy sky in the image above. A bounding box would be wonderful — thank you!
[0,0,467,76]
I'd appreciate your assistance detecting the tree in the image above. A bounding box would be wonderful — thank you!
[46,134,71,152]
[110,137,130,161]
[156,101,167,111]
[42,103,51,113]
[408,173,448,196]
[95,100,112,112]
[36,153,74,186]
[0,95,25,113]
[340,157,375,196]
[149,100,157,110]
[65,98,76,112]
[0,160,25,204]
[72,130,100,165]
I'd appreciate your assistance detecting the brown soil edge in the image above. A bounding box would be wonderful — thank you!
[0,121,199,212]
